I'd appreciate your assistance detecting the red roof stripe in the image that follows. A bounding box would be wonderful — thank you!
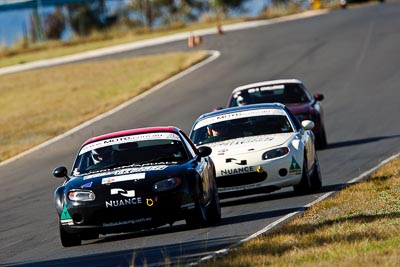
[82,126,178,146]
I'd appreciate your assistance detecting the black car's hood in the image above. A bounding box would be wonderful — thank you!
[66,163,191,190]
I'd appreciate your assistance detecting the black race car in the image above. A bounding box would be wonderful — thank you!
[53,126,220,247]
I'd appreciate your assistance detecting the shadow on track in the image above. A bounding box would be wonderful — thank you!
[326,134,400,150]
[220,182,349,208]
[3,235,240,267]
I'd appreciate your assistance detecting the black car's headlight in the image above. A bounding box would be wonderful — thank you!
[153,177,182,192]
[262,147,289,160]
[68,190,96,201]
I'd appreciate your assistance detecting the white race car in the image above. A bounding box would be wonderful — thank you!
[189,103,322,198]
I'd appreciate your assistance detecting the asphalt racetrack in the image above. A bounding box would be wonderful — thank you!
[1,2,400,266]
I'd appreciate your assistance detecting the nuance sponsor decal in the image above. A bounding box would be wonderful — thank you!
[105,197,142,208]
[84,165,167,180]
[220,166,255,176]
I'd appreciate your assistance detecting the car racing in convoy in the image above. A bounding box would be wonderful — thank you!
[53,126,221,247]
[189,103,322,198]
[227,79,327,149]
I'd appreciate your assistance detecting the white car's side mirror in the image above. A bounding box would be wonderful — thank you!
[301,120,315,131]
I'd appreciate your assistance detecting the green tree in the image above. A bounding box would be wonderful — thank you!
[211,0,248,18]
[158,0,203,25]
[44,7,65,40]
[66,0,106,36]
[128,0,162,28]
[128,0,204,29]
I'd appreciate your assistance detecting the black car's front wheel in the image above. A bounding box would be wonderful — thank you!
[316,126,327,150]
[206,179,221,225]
[59,222,81,247]
[186,183,208,228]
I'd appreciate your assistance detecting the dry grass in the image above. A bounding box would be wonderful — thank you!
[255,2,305,20]
[203,158,400,266]
[0,51,207,162]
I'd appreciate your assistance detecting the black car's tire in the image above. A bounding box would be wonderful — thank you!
[59,222,81,247]
[206,180,221,225]
[316,126,327,150]
[293,156,312,194]
[186,183,208,228]
[310,155,322,191]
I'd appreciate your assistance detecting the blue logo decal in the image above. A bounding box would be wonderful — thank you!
[81,182,93,188]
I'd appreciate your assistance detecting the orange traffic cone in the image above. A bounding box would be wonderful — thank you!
[216,24,223,35]
[194,35,202,45]
[188,33,195,48]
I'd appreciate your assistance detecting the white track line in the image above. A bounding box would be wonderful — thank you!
[0,50,220,167]
[190,151,400,266]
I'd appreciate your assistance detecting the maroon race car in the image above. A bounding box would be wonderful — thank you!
[226,79,327,149]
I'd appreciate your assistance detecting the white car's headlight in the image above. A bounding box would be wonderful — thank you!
[262,147,289,160]
[68,190,96,201]
[153,177,182,192]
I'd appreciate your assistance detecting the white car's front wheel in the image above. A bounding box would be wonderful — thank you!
[293,156,312,194]
[310,155,322,190]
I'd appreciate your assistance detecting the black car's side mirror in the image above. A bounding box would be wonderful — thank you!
[314,93,324,101]
[53,166,69,181]
[197,146,212,158]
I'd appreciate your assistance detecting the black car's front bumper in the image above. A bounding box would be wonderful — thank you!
[59,189,195,235]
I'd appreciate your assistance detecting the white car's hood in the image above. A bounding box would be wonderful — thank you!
[206,133,294,156]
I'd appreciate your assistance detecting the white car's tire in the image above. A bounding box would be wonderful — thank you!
[293,156,312,194]
[311,155,322,190]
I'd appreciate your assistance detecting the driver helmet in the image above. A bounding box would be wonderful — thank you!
[236,92,250,106]
[207,122,224,137]
[91,146,112,164]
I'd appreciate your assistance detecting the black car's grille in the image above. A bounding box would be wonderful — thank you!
[94,207,145,224]
[217,172,267,188]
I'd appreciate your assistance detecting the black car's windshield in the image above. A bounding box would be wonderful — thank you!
[191,110,293,146]
[229,83,310,107]
[72,132,189,175]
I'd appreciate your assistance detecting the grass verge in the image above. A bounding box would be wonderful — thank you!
[0,51,207,162]
[202,157,400,267]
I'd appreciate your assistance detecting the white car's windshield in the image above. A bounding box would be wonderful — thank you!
[191,114,293,145]
[72,132,189,175]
